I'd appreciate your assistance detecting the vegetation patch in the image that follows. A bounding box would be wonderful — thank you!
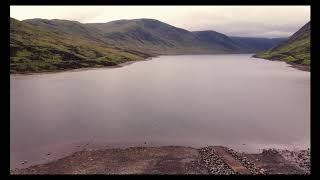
[254,22,310,68]
[10,18,147,73]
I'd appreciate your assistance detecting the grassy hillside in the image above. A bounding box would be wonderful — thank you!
[10,18,149,73]
[192,31,243,52]
[254,22,310,66]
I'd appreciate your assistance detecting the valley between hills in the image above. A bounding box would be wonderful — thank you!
[11,17,304,74]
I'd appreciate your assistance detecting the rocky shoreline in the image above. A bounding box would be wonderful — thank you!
[279,149,310,173]
[252,55,310,72]
[11,146,310,175]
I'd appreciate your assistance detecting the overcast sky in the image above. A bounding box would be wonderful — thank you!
[10,6,310,38]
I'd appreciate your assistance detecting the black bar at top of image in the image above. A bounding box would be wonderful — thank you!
[9,0,312,6]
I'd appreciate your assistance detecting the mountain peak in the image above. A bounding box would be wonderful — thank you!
[131,18,161,22]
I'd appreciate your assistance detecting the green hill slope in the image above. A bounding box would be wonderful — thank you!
[254,22,310,67]
[192,31,243,52]
[86,19,203,54]
[10,18,149,73]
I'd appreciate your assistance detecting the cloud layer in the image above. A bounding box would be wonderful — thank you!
[10,6,310,38]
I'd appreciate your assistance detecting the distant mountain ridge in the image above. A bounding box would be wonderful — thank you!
[230,37,287,52]
[23,18,286,54]
[254,22,310,68]
[11,17,288,73]
[192,31,243,51]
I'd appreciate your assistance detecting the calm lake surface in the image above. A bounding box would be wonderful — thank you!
[10,54,310,169]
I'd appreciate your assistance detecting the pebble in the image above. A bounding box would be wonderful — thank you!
[21,160,28,165]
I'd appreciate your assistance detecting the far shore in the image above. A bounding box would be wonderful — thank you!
[11,54,310,76]
[10,57,155,76]
[252,55,310,72]
[10,53,252,76]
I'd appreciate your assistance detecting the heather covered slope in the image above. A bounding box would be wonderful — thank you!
[10,18,149,73]
[254,22,310,66]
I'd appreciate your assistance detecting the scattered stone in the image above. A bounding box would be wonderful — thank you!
[225,148,265,175]
[259,168,266,174]
[279,149,310,174]
[199,147,235,175]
